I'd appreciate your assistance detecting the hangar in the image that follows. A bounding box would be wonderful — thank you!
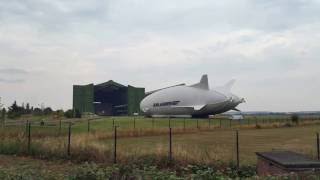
[73,80,145,116]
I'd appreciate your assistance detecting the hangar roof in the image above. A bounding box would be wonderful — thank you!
[95,80,126,91]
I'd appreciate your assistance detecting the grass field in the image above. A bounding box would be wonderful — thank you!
[1,115,320,167]
[87,123,319,165]
[3,114,319,134]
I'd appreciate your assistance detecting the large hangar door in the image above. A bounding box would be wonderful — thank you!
[73,84,94,113]
[127,86,145,115]
[94,81,128,116]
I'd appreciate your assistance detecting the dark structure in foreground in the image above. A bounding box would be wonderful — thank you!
[256,151,320,177]
[73,80,145,116]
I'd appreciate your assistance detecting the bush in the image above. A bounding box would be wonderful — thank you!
[291,114,299,125]
[7,101,23,119]
[69,163,113,180]
[1,108,6,120]
[69,163,181,180]
[43,107,53,115]
[283,123,292,127]
[64,109,81,118]
[64,109,74,118]
[32,108,43,116]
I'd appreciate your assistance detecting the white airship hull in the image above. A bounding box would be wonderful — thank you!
[140,75,244,118]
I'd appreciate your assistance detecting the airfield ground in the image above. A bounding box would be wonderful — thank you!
[0,115,320,178]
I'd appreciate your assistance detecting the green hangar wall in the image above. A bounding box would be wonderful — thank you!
[73,84,94,113]
[73,80,145,116]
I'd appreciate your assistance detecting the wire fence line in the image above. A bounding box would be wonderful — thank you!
[0,117,320,166]
[2,115,320,130]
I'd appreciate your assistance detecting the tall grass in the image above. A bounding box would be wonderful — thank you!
[0,119,319,167]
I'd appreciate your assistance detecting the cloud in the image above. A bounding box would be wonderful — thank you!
[0,68,28,74]
[0,78,25,83]
[0,68,28,84]
[0,0,319,111]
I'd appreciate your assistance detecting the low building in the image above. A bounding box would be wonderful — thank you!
[256,151,320,177]
[73,80,145,116]
[229,114,244,120]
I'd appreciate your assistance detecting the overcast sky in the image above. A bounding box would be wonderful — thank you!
[0,0,319,112]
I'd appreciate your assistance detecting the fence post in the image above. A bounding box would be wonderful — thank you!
[59,119,62,135]
[317,132,319,160]
[169,127,172,162]
[229,119,232,128]
[219,119,222,128]
[169,117,171,128]
[112,118,115,128]
[25,120,29,135]
[152,117,154,129]
[236,130,239,168]
[197,119,199,129]
[67,122,71,156]
[2,115,5,127]
[114,125,118,164]
[28,122,31,153]
[134,117,136,129]
[255,117,258,127]
[87,119,90,133]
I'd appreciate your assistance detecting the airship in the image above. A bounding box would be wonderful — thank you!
[140,75,245,118]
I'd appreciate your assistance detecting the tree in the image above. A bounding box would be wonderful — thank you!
[64,109,74,118]
[64,109,81,118]
[55,109,64,118]
[26,103,31,114]
[33,108,43,116]
[291,114,299,125]
[1,108,6,121]
[0,97,3,109]
[43,107,53,115]
[7,101,24,119]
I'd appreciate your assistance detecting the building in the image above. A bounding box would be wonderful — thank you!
[73,80,145,116]
[229,114,244,120]
[256,151,320,177]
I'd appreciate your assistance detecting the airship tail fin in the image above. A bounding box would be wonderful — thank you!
[190,74,209,90]
[224,79,235,91]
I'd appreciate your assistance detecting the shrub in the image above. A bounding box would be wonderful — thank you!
[64,109,74,118]
[43,107,53,115]
[291,114,299,125]
[1,108,6,120]
[64,109,81,118]
[32,108,43,116]
[283,123,292,127]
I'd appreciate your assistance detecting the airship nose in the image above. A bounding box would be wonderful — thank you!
[140,97,151,113]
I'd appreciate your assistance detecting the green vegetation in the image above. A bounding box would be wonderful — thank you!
[69,162,256,179]
[5,100,56,119]
[0,154,257,179]
[291,113,300,125]
[1,108,5,122]
[0,116,320,165]
[0,114,320,179]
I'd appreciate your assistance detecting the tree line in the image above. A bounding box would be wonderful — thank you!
[0,99,81,120]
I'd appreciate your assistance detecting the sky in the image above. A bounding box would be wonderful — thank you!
[0,0,320,112]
